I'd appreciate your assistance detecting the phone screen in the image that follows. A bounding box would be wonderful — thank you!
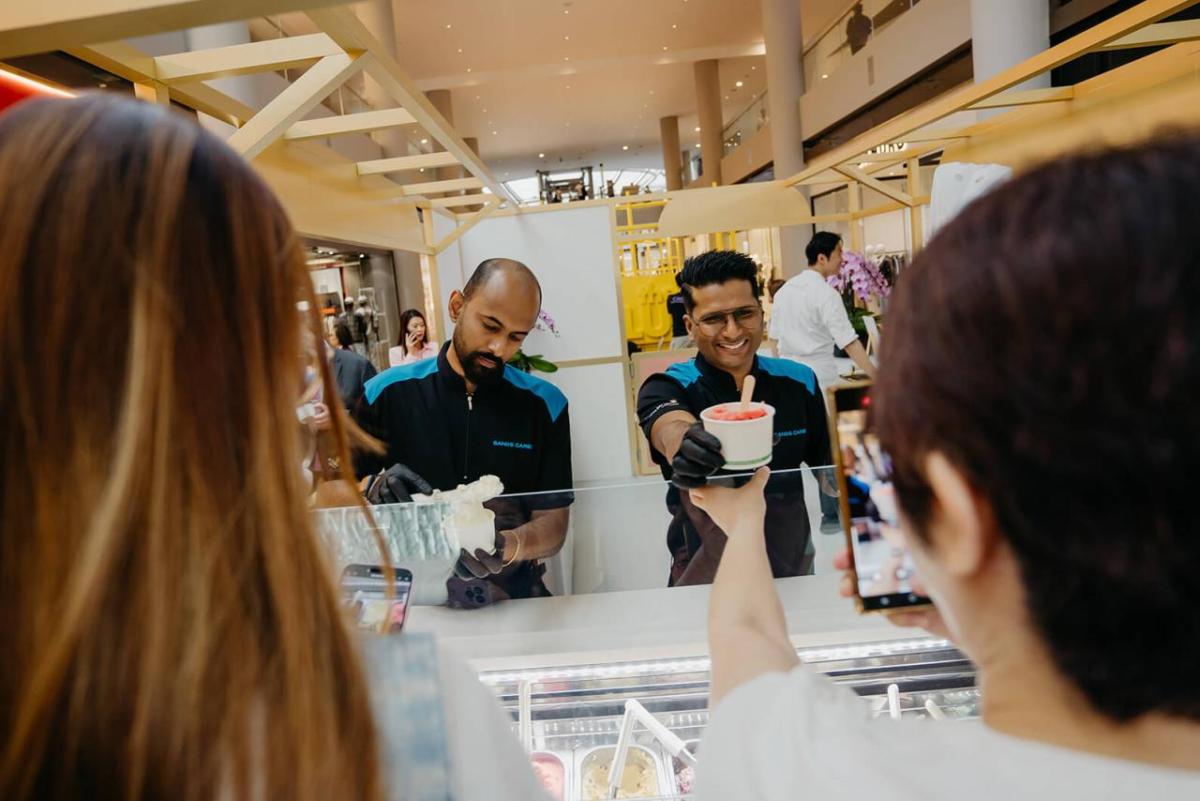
[830,385,931,612]
[340,564,412,634]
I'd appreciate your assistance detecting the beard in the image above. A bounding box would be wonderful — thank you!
[452,329,505,386]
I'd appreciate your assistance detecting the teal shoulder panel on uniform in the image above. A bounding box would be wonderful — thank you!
[757,356,818,395]
[364,357,439,405]
[664,360,701,388]
[502,365,568,422]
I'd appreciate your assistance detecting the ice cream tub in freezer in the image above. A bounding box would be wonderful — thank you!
[530,751,571,801]
[575,744,673,800]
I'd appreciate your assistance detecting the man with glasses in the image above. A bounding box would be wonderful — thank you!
[637,251,832,585]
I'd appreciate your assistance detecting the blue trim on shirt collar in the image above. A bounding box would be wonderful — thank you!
[664,360,702,388]
[363,357,439,405]
[757,355,818,394]
[502,365,568,422]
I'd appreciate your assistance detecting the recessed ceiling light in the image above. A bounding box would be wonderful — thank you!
[724,95,730,100]
[821,73,829,79]
[566,85,571,89]
[564,56,570,62]
[735,80,744,88]
[564,35,570,41]
[564,7,570,13]
[662,46,668,51]
[539,152,546,158]
[565,122,571,127]
[694,126,700,132]
[672,23,678,29]
[751,65,756,70]
[445,23,452,29]
[649,90,655,95]
[419,168,425,172]
[695,143,701,148]
[483,109,488,113]
[475,95,481,100]
[467,67,472,72]
[458,48,463,53]
[420,138,428,144]
[622,145,629,150]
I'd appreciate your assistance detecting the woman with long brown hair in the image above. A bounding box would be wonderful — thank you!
[0,95,543,801]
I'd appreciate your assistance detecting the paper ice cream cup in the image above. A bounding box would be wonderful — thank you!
[700,402,776,470]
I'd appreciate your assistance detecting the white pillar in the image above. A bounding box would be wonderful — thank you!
[970,0,1050,90]
[761,0,810,277]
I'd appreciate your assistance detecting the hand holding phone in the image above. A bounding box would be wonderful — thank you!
[829,383,933,614]
[340,564,412,634]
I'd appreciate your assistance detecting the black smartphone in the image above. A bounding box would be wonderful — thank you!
[340,564,413,634]
[829,383,932,613]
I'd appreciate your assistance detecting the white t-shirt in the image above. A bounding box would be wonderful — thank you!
[436,649,552,801]
[769,270,859,389]
[695,666,1200,801]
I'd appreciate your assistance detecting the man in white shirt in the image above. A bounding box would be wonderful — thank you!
[687,137,1200,801]
[769,232,877,390]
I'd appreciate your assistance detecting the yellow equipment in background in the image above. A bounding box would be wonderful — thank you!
[617,200,684,350]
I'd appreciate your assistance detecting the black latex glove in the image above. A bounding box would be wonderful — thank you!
[670,422,725,489]
[454,530,510,579]
[364,463,434,505]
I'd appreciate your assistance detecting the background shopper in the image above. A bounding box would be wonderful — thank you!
[0,94,546,801]
[770,231,877,389]
[690,136,1200,800]
[389,307,439,366]
[330,321,377,409]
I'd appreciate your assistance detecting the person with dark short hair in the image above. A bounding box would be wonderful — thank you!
[688,136,1200,799]
[355,258,573,608]
[636,250,831,585]
[329,321,377,409]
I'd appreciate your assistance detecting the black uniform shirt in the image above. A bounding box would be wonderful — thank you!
[637,352,832,584]
[356,343,573,597]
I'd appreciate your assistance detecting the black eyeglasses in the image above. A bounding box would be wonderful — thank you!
[693,305,763,336]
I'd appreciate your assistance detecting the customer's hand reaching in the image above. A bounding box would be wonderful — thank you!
[689,467,769,536]
[833,548,953,641]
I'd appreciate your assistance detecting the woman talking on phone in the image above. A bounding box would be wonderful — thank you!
[389,308,439,367]
[689,136,1200,799]
[0,95,545,801]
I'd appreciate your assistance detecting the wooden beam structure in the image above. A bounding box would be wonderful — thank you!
[1098,18,1200,50]
[226,53,369,162]
[394,177,483,196]
[427,193,494,208]
[284,107,417,140]
[968,86,1075,111]
[907,158,925,253]
[306,6,517,206]
[0,0,341,60]
[153,33,344,83]
[434,200,501,253]
[835,164,916,207]
[784,0,1200,189]
[357,151,461,176]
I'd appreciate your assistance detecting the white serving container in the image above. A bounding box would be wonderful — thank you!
[699,402,776,470]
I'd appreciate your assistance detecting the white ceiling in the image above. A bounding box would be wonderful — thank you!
[384,0,850,178]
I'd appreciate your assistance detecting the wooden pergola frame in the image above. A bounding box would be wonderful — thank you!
[6,2,515,257]
[782,0,1200,251]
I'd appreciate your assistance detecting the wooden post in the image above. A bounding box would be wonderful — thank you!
[907,158,926,253]
[846,181,863,251]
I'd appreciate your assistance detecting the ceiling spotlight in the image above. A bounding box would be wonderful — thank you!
[420,137,428,144]
[566,84,571,89]
[672,23,678,29]
[622,145,629,150]
[735,80,744,88]
[457,48,463,53]
[445,23,452,29]
[694,126,700,132]
[724,95,729,100]
[649,90,655,95]
[467,67,472,72]
[695,143,701,148]
[564,35,570,41]
[662,46,668,51]
[751,65,756,70]
[539,152,546,158]
[821,73,829,79]
[564,56,570,62]
[492,130,498,135]
[475,95,481,100]
[564,8,570,13]
[419,168,425,172]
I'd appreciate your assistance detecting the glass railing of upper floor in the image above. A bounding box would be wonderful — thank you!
[802,0,925,89]
[720,92,770,157]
